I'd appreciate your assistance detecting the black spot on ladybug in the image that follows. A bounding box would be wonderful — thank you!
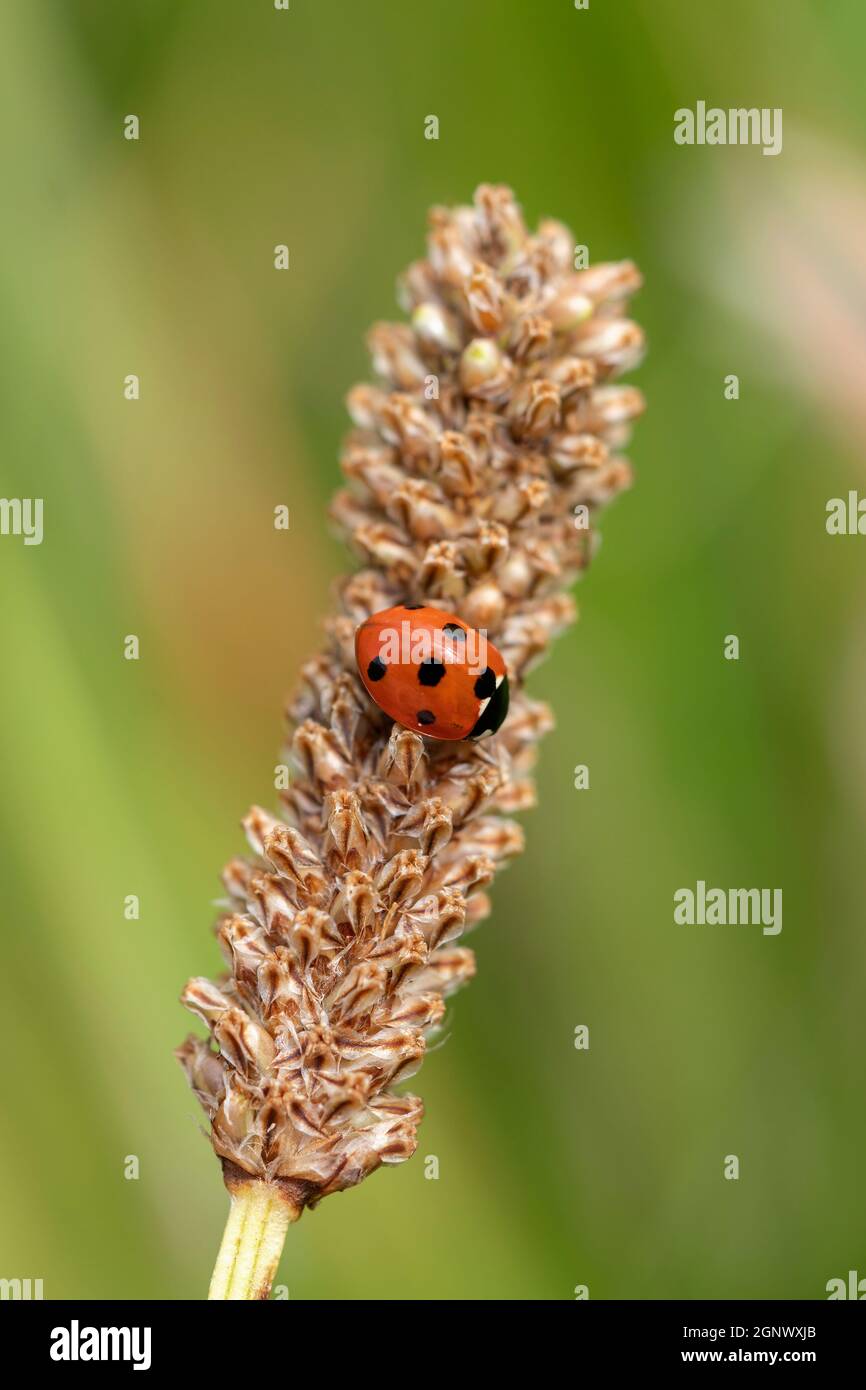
[474,666,496,699]
[468,674,509,738]
[367,657,387,682]
[417,709,436,726]
[442,622,465,640]
[418,660,446,687]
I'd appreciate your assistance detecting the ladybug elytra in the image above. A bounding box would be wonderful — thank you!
[355,603,510,741]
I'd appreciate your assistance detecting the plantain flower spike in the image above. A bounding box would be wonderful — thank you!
[177,185,644,1282]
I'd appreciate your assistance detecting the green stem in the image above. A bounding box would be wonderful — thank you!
[208,1180,300,1300]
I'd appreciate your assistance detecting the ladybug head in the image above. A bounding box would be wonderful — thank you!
[468,671,510,739]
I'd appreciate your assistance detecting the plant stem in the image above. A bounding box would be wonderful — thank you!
[208,1180,300,1300]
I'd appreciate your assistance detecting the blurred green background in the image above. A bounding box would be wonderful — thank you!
[1,0,864,1300]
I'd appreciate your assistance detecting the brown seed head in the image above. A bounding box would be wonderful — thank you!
[177,185,644,1207]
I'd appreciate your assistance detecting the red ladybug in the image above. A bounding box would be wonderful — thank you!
[355,603,510,741]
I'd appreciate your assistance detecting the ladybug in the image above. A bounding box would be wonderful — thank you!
[355,603,510,741]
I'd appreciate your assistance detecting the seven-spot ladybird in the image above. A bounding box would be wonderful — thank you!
[355,603,510,741]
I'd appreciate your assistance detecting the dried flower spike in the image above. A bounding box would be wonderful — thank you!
[177,184,645,1300]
